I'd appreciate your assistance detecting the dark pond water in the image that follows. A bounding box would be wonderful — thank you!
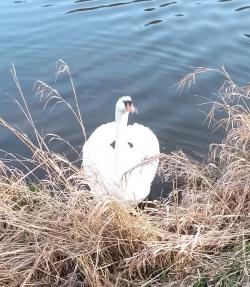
[0,0,250,195]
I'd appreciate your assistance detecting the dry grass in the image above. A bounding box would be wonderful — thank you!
[0,62,249,286]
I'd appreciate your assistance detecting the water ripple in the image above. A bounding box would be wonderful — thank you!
[144,7,155,11]
[74,0,92,2]
[159,1,177,8]
[41,4,54,8]
[144,19,163,26]
[67,0,151,14]
[235,6,250,11]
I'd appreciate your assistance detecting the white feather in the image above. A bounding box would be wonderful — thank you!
[82,97,159,203]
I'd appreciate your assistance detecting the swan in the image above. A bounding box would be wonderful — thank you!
[82,96,159,203]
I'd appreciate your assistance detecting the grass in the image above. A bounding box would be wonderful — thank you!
[0,61,249,286]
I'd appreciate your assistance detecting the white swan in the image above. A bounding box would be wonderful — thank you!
[82,96,159,203]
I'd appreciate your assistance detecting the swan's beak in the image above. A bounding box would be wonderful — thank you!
[125,101,137,113]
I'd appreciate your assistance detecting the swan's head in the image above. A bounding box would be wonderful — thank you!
[116,96,136,115]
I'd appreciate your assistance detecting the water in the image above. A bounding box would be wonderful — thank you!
[0,0,249,195]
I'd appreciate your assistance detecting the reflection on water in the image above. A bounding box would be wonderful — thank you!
[0,0,250,198]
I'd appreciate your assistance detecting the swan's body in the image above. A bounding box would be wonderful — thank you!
[82,96,159,203]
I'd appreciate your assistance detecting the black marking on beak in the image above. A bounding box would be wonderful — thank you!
[123,100,133,110]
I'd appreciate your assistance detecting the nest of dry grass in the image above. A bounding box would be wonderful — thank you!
[0,63,249,286]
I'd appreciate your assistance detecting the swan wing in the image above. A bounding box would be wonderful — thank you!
[120,123,160,202]
[127,123,159,162]
[82,122,118,194]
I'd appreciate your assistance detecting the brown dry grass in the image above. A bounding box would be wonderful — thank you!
[0,62,249,286]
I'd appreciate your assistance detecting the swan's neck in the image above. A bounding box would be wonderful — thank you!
[115,111,129,177]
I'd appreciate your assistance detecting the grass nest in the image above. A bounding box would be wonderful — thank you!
[0,62,249,286]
